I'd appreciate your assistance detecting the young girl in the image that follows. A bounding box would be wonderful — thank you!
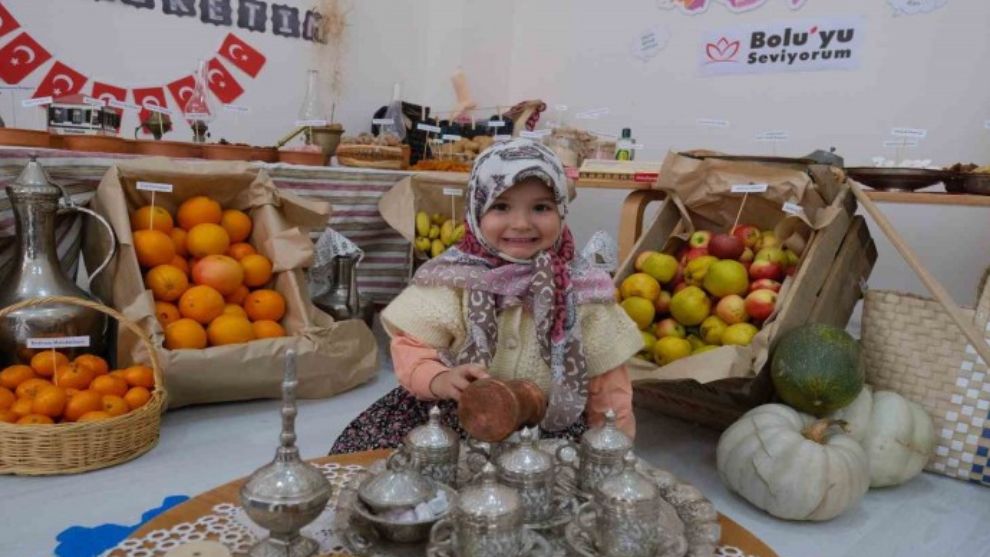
[330,138,641,454]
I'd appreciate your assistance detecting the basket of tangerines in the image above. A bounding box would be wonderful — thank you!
[0,296,166,475]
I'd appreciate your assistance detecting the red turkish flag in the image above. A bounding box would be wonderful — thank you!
[132,86,168,133]
[218,33,266,78]
[91,82,127,105]
[0,32,51,84]
[32,61,86,99]
[0,3,21,38]
[206,58,243,103]
[167,74,197,110]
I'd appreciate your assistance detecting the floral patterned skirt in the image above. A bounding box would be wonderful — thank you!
[329,386,588,455]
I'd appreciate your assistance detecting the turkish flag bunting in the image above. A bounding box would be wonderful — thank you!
[0,32,51,84]
[91,82,127,105]
[0,3,21,38]
[167,74,197,110]
[206,58,243,103]
[218,33,266,78]
[32,60,87,99]
[132,86,168,133]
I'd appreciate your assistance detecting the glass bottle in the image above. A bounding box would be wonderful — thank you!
[615,128,635,161]
[184,59,214,143]
[297,69,328,127]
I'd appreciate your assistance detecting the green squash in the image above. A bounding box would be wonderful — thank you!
[771,323,864,417]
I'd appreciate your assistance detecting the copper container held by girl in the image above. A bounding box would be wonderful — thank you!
[458,378,547,443]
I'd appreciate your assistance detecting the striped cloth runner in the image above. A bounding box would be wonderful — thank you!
[0,147,413,303]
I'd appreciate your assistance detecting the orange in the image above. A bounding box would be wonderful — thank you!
[191,255,244,295]
[186,223,231,258]
[17,414,54,425]
[244,289,286,322]
[207,315,256,346]
[130,205,174,233]
[178,285,225,324]
[225,285,250,305]
[145,264,190,302]
[65,388,81,398]
[31,386,67,418]
[90,375,128,398]
[223,304,248,319]
[123,386,152,410]
[134,229,177,268]
[74,354,109,376]
[0,365,35,389]
[169,227,189,257]
[240,254,273,288]
[16,378,53,399]
[220,209,252,243]
[177,196,222,229]
[252,320,286,339]
[0,386,14,410]
[227,242,256,261]
[109,369,128,380]
[164,318,208,350]
[0,409,16,423]
[155,301,182,327]
[30,351,69,377]
[169,255,190,275]
[54,363,96,391]
[77,410,112,422]
[64,390,103,421]
[10,398,33,417]
[122,366,155,389]
[101,394,129,417]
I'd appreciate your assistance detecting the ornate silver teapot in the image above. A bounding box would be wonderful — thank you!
[495,427,555,524]
[358,451,436,514]
[318,253,372,325]
[557,409,633,494]
[405,406,460,486]
[0,157,115,365]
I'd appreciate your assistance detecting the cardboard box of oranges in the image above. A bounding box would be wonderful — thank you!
[82,159,378,408]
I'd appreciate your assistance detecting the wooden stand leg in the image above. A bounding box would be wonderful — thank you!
[618,189,666,264]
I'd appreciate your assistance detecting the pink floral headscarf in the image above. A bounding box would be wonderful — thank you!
[413,138,614,431]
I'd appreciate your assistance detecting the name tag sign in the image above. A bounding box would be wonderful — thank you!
[417,123,442,134]
[27,336,90,349]
[137,181,174,193]
[21,97,52,107]
[782,201,804,215]
[442,188,464,197]
[731,183,769,194]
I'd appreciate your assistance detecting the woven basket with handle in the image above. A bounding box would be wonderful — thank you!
[0,296,166,475]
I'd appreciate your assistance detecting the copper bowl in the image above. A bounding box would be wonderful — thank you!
[458,379,547,443]
[277,150,327,166]
[0,128,51,148]
[201,143,278,163]
[63,134,134,155]
[132,139,202,159]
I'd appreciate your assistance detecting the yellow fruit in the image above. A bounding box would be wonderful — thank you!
[635,250,660,271]
[431,213,444,225]
[207,315,256,346]
[415,212,431,237]
[722,323,759,346]
[619,273,661,303]
[428,224,440,240]
[653,337,692,366]
[440,220,455,246]
[684,256,718,287]
[694,344,719,354]
[700,315,728,345]
[620,296,656,330]
[702,260,749,298]
[639,331,657,356]
[640,253,679,284]
[430,239,445,258]
[415,237,431,253]
[686,335,706,352]
[669,286,711,326]
[452,224,466,243]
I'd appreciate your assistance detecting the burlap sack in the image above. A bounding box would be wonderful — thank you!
[83,158,378,408]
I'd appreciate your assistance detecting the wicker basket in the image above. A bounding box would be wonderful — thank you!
[861,275,990,485]
[0,296,167,475]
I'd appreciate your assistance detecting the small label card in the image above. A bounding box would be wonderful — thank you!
[83,96,106,107]
[520,130,551,139]
[697,118,730,128]
[27,336,90,349]
[223,104,251,113]
[442,187,464,197]
[486,120,506,128]
[755,130,789,141]
[372,118,394,125]
[109,99,142,111]
[416,123,442,134]
[891,127,927,139]
[21,96,52,107]
[295,119,328,127]
[136,181,174,193]
[731,183,769,193]
[782,201,804,215]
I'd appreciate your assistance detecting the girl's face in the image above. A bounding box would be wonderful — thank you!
[479,178,562,260]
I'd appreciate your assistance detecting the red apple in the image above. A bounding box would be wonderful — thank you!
[654,318,686,339]
[749,278,781,293]
[708,233,744,260]
[635,250,661,272]
[680,247,709,264]
[654,290,672,315]
[745,289,778,321]
[716,294,749,325]
[749,259,784,281]
[731,224,761,249]
[689,230,712,249]
[739,247,754,264]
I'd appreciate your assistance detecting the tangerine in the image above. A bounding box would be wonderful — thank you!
[10,398,33,417]
[227,242,256,261]
[191,254,244,295]
[145,264,189,302]
[155,301,182,327]
[178,285,226,324]
[169,227,189,257]
[74,354,109,376]
[207,315,256,346]
[77,410,112,422]
[0,365,35,389]
[225,285,250,305]
[123,386,152,410]
[220,209,252,243]
[54,363,96,391]
[16,378,53,399]
[134,229,176,268]
[0,386,14,410]
[243,289,286,322]
[90,375,128,397]
[64,390,103,421]
[101,394,129,417]
[31,386,67,418]
[0,409,16,423]
[130,205,174,233]
[17,414,54,425]
[30,351,69,377]
[122,365,155,388]
[223,304,248,319]
[169,255,190,275]
[240,254,273,287]
[164,318,208,350]
[186,223,231,258]
[252,320,286,339]
[177,196,222,229]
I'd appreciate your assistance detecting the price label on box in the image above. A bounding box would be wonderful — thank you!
[27,336,91,349]
[731,183,769,193]
[416,123,442,134]
[442,187,464,197]
[137,181,174,193]
[372,118,394,125]
[782,201,804,216]
[442,134,462,141]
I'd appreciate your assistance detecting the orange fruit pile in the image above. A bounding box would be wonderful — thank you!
[131,196,286,349]
[0,353,154,426]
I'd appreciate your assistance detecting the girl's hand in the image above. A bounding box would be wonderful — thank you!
[429,364,489,401]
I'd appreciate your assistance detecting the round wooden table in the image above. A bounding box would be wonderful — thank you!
[120,449,778,557]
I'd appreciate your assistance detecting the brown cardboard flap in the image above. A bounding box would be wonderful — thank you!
[379,173,469,243]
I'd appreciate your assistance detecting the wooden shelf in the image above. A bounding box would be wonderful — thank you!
[862,190,990,207]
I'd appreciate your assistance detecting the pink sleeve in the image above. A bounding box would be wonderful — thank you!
[391,333,449,401]
[586,365,636,440]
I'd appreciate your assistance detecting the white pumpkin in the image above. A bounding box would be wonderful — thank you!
[829,386,935,488]
[716,403,870,521]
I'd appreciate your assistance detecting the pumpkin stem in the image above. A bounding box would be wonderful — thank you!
[801,419,848,444]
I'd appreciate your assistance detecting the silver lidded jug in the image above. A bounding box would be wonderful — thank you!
[0,157,116,365]
[319,253,372,325]
[495,427,555,524]
[405,405,460,486]
[557,408,633,494]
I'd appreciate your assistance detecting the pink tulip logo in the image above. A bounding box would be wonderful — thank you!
[706,37,741,62]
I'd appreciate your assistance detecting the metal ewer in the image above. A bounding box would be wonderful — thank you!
[239,350,332,557]
[405,405,460,486]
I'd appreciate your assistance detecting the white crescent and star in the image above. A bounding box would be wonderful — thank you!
[178,85,195,101]
[52,74,75,92]
[207,68,226,88]
[228,44,248,62]
[11,45,35,66]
